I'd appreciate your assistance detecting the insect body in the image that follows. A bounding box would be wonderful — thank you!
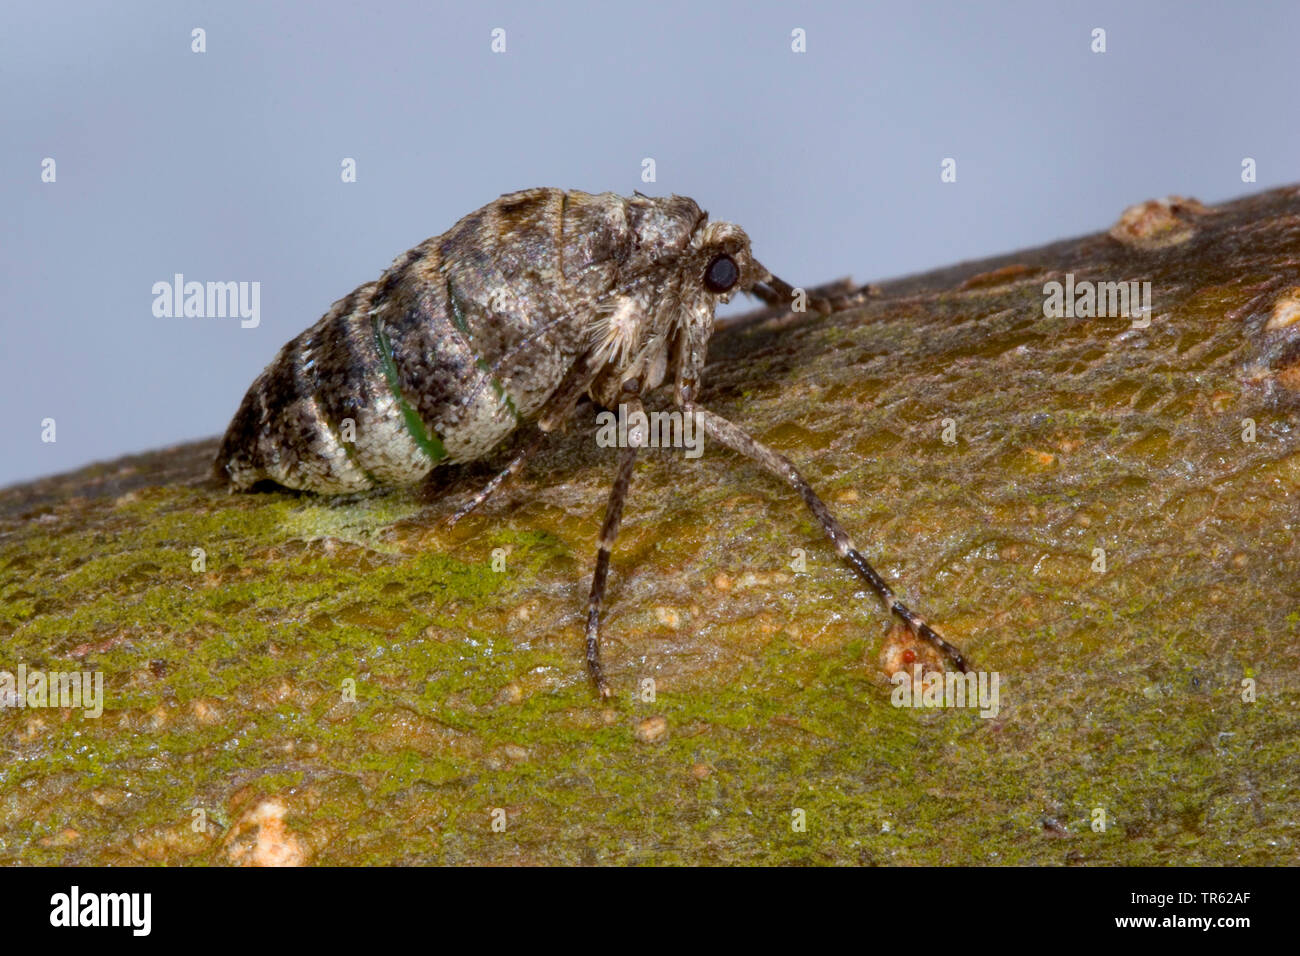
[217,188,968,696]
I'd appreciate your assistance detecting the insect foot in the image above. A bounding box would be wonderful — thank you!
[215,188,967,696]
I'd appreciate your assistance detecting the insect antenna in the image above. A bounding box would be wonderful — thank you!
[748,266,834,316]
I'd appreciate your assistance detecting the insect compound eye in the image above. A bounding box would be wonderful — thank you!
[703,253,740,293]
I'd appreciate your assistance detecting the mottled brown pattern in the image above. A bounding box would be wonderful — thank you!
[216,188,734,493]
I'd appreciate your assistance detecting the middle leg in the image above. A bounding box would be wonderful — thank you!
[583,397,645,697]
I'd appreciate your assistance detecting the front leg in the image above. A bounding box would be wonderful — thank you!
[695,406,969,672]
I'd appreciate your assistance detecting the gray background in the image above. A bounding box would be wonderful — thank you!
[3,0,1297,488]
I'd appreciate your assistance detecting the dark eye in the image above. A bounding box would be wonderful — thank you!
[704,254,739,293]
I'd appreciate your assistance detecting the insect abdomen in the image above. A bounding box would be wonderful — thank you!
[217,277,440,493]
[217,188,628,493]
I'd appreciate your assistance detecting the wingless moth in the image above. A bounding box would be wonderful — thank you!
[216,188,968,697]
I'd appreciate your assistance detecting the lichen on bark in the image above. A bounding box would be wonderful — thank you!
[2,186,1298,865]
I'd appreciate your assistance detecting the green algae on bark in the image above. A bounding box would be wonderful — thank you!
[2,186,1299,865]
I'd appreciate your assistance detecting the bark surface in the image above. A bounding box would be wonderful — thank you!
[2,186,1298,865]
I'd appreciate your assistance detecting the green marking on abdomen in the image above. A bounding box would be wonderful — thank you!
[476,358,520,421]
[448,276,519,422]
[371,318,449,463]
[447,278,473,337]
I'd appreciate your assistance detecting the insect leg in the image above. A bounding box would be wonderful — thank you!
[445,430,546,527]
[584,398,643,697]
[695,407,969,672]
[445,356,600,528]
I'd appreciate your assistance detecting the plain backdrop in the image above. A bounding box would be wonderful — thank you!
[3,0,1298,487]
